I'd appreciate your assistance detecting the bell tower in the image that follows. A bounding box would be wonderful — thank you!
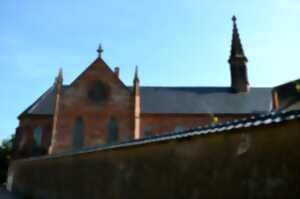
[228,16,249,93]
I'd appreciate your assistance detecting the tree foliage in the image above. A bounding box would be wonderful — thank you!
[0,135,14,183]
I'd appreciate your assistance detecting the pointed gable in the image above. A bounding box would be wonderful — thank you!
[70,57,130,94]
[60,57,132,107]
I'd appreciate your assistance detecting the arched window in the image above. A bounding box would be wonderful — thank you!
[73,117,84,149]
[33,127,43,147]
[107,117,118,144]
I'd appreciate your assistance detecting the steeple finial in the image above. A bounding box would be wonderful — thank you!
[97,43,103,58]
[229,15,247,63]
[134,65,139,81]
[58,68,63,80]
[232,15,237,22]
[55,68,63,84]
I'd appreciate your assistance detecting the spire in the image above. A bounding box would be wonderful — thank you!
[229,15,248,63]
[134,65,139,82]
[97,43,103,58]
[228,16,249,93]
[56,68,63,83]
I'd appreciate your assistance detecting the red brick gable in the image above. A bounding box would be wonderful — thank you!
[49,57,134,154]
[70,57,130,93]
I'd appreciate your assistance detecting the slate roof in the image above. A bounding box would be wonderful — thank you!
[19,86,68,117]
[19,85,273,117]
[138,87,272,114]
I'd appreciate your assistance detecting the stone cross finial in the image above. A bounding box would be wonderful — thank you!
[232,15,237,23]
[97,44,103,58]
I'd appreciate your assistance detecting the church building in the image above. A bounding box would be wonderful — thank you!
[14,17,273,158]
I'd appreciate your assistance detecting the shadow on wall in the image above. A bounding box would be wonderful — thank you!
[7,111,300,199]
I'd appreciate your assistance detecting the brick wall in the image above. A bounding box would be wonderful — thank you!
[140,113,252,137]
[14,116,52,158]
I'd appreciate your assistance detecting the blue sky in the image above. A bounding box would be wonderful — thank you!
[0,0,299,141]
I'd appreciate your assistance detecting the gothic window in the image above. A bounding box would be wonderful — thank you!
[175,125,185,132]
[107,117,119,144]
[73,117,84,149]
[144,125,153,137]
[33,127,43,147]
[88,81,108,103]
